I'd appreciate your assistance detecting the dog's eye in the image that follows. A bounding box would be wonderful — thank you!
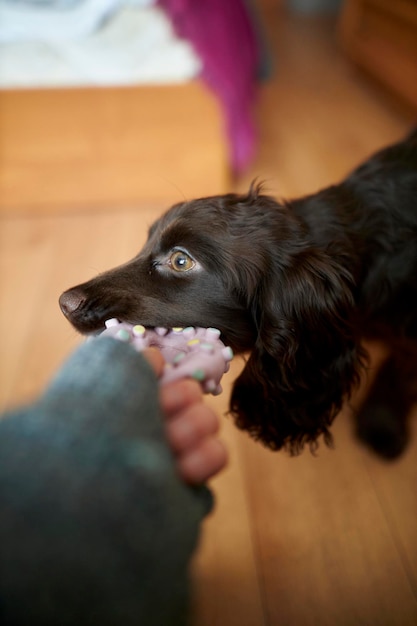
[169,250,195,272]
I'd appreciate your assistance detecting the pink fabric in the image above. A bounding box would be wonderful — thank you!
[158,0,261,173]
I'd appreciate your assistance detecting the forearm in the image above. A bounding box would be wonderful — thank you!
[0,337,212,625]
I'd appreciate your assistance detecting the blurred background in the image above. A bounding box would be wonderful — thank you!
[1,1,417,624]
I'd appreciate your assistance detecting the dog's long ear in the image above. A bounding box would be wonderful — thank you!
[230,248,365,454]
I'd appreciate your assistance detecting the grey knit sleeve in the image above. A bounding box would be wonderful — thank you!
[0,337,213,626]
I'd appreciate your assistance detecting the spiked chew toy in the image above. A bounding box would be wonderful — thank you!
[100,320,234,395]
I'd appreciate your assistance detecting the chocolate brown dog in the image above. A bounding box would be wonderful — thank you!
[60,129,417,459]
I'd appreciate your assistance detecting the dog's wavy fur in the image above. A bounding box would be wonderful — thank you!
[60,129,417,457]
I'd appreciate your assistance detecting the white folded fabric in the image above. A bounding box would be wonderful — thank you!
[0,3,201,88]
[0,0,154,42]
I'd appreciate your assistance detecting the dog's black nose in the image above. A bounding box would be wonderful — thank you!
[59,289,86,318]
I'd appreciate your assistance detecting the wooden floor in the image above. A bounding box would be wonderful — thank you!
[1,8,417,626]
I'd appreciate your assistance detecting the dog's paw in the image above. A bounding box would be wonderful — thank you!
[355,404,409,460]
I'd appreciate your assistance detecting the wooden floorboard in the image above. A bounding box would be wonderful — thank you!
[1,7,416,626]
[238,411,417,626]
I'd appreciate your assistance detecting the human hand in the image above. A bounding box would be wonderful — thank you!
[144,348,228,484]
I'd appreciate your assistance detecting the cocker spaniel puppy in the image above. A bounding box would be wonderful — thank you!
[60,129,417,459]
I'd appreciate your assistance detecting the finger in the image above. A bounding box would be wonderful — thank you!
[177,438,228,485]
[160,379,203,417]
[142,348,165,378]
[165,404,219,454]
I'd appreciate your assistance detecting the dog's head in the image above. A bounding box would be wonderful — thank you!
[60,185,363,453]
[59,187,268,351]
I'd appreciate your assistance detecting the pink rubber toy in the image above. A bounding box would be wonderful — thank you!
[100,319,234,395]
